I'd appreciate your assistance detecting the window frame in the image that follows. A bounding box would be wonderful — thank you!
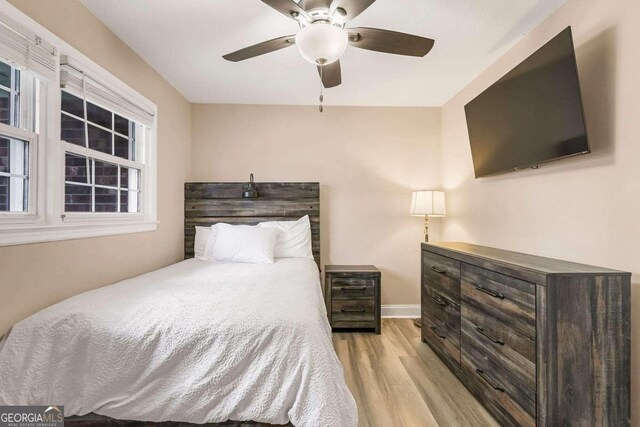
[0,1,158,246]
[0,61,43,225]
[60,89,146,220]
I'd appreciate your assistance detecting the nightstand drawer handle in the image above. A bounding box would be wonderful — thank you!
[430,326,446,339]
[475,327,505,345]
[431,266,447,275]
[475,286,505,299]
[341,308,366,313]
[475,369,505,392]
[340,286,367,291]
[430,295,447,307]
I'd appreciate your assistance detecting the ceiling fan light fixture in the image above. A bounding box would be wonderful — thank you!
[295,23,348,65]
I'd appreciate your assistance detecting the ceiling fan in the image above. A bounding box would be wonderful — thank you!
[222,0,435,92]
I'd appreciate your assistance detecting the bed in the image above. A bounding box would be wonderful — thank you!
[0,182,357,427]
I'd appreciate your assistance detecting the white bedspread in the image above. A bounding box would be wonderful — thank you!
[0,258,357,427]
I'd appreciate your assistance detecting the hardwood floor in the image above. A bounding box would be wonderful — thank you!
[333,318,498,427]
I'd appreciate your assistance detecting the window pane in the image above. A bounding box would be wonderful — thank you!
[0,176,27,212]
[120,190,140,213]
[120,167,139,190]
[87,102,112,129]
[0,88,10,125]
[0,175,7,211]
[120,189,129,212]
[8,176,27,211]
[95,187,117,212]
[114,115,129,136]
[65,184,91,212]
[0,137,7,173]
[114,135,130,160]
[65,153,91,184]
[61,91,84,118]
[0,62,10,88]
[87,124,111,154]
[94,160,118,187]
[119,167,128,188]
[61,114,86,146]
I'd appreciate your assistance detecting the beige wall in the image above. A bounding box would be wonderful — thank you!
[439,0,640,421]
[0,0,191,333]
[190,104,441,306]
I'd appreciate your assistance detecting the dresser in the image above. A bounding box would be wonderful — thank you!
[421,242,630,426]
[326,265,381,334]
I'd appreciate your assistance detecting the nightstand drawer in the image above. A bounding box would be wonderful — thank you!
[331,277,376,299]
[331,299,376,322]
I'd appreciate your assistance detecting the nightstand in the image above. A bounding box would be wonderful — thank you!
[325,265,381,334]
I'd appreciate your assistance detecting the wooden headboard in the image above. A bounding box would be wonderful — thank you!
[184,182,321,268]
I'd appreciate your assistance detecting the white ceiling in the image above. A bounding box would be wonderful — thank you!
[81,0,565,106]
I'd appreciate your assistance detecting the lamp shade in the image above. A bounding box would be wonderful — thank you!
[410,191,446,217]
[295,23,348,65]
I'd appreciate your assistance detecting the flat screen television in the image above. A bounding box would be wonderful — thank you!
[465,27,589,178]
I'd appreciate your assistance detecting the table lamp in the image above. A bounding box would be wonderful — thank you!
[410,190,446,242]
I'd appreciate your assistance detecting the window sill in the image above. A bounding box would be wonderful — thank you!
[0,220,158,247]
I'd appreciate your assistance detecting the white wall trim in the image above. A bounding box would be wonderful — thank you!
[0,221,158,246]
[381,304,420,318]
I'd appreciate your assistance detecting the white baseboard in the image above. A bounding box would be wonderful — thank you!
[381,304,420,318]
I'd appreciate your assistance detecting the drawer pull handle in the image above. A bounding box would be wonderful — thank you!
[475,327,505,345]
[475,369,505,392]
[475,286,505,299]
[430,295,447,307]
[431,266,448,275]
[430,326,446,339]
[341,308,366,313]
[339,286,367,291]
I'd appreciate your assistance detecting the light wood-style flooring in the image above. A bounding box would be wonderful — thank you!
[332,318,498,427]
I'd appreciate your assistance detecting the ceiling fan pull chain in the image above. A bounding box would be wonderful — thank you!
[319,64,324,113]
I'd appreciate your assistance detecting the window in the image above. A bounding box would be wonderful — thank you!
[61,91,143,214]
[0,5,157,246]
[0,60,37,215]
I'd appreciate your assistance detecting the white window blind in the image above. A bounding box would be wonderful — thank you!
[0,10,56,81]
[60,55,155,128]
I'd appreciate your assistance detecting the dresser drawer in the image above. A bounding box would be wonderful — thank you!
[331,277,376,299]
[422,250,461,295]
[331,299,375,322]
[461,264,536,338]
[462,339,535,427]
[422,283,460,330]
[422,309,460,368]
[462,303,535,390]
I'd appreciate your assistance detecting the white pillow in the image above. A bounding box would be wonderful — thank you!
[201,224,221,262]
[194,226,211,259]
[258,215,313,259]
[211,223,279,264]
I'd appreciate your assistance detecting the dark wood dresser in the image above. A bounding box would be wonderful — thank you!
[421,242,630,426]
[326,265,381,334]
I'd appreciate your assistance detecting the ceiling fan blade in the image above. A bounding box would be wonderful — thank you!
[261,0,309,20]
[330,0,376,21]
[223,35,295,62]
[317,60,342,88]
[301,0,332,10]
[348,27,435,57]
